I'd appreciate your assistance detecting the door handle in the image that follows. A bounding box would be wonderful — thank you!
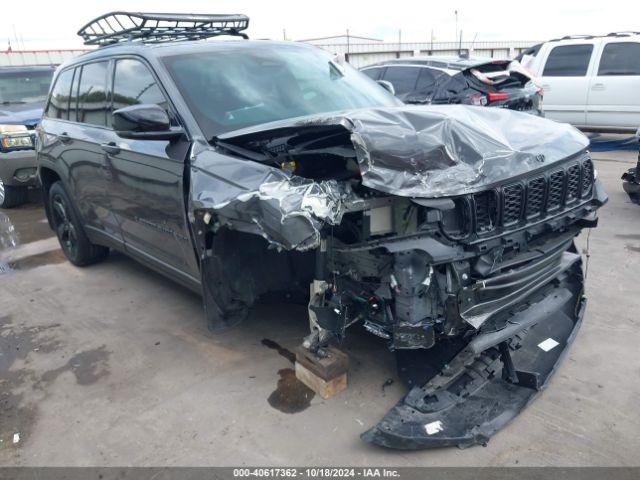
[100,142,121,155]
[58,132,72,144]
[591,83,605,91]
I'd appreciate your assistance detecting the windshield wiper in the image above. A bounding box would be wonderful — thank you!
[1,101,27,105]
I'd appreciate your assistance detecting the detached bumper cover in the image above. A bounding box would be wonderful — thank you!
[362,265,585,450]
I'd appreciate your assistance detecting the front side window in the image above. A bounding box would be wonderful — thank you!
[112,59,169,122]
[543,44,593,77]
[598,42,640,76]
[77,62,109,127]
[381,66,420,95]
[45,69,74,120]
[0,69,53,105]
[162,45,398,137]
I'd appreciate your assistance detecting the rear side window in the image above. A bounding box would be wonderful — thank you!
[45,69,74,120]
[361,67,384,80]
[415,68,442,91]
[112,59,169,119]
[77,61,109,127]
[543,44,593,77]
[381,66,420,95]
[598,42,640,76]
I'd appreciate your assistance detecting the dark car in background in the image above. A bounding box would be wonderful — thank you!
[0,65,54,208]
[361,56,543,115]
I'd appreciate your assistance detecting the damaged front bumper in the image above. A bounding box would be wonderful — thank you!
[362,259,585,449]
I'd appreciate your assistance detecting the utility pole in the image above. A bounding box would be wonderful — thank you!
[283,29,286,41]
[398,28,402,58]
[454,10,458,42]
[346,29,350,56]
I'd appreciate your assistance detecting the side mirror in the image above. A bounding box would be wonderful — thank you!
[377,80,396,96]
[112,104,183,140]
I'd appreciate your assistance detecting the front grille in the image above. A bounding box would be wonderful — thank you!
[474,191,498,233]
[502,184,524,226]
[582,159,594,196]
[565,163,580,204]
[526,176,546,219]
[471,155,594,235]
[546,170,565,212]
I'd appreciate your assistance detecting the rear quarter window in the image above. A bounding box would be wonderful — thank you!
[542,44,594,77]
[598,42,640,76]
[45,69,75,120]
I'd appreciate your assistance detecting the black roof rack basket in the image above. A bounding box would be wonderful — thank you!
[78,12,249,46]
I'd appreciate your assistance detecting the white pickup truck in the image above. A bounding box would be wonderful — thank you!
[519,32,640,132]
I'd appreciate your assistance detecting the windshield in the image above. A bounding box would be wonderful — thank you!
[0,70,53,104]
[162,44,399,137]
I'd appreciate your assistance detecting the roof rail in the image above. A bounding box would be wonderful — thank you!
[78,12,249,46]
[550,34,595,41]
[606,31,640,37]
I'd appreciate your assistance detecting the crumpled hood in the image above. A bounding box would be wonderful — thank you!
[0,101,45,127]
[220,104,589,198]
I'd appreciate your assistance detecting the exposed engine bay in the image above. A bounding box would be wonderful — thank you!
[188,105,607,449]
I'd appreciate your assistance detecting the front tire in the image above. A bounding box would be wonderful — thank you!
[0,180,29,208]
[48,181,109,266]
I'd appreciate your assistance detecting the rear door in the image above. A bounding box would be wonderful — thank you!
[103,57,199,280]
[537,42,596,125]
[40,61,118,240]
[586,40,640,130]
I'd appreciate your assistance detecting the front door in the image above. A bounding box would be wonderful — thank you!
[102,57,199,280]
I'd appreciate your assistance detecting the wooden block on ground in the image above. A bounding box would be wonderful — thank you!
[295,346,349,381]
[295,361,347,399]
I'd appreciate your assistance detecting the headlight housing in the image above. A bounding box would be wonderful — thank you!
[0,124,34,151]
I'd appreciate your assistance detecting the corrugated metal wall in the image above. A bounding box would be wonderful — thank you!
[0,49,91,67]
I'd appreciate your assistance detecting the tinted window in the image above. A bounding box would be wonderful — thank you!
[415,68,442,90]
[77,62,109,126]
[45,69,74,120]
[543,44,593,77]
[381,66,420,95]
[598,42,640,76]
[163,46,397,137]
[361,67,383,80]
[112,59,169,120]
[0,69,53,104]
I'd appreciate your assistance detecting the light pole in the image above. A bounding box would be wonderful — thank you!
[454,10,458,43]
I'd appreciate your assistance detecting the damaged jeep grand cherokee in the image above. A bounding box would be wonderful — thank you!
[37,13,607,450]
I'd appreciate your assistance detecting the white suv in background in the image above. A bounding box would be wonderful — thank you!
[519,33,640,132]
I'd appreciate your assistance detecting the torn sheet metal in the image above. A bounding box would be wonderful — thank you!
[218,105,589,198]
[189,146,351,250]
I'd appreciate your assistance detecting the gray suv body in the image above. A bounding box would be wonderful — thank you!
[37,20,607,450]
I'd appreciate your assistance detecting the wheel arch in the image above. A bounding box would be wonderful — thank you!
[39,166,62,229]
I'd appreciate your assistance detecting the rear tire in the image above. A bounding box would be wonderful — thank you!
[48,181,109,266]
[0,180,29,208]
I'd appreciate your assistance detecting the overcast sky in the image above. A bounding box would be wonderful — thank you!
[2,0,639,50]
